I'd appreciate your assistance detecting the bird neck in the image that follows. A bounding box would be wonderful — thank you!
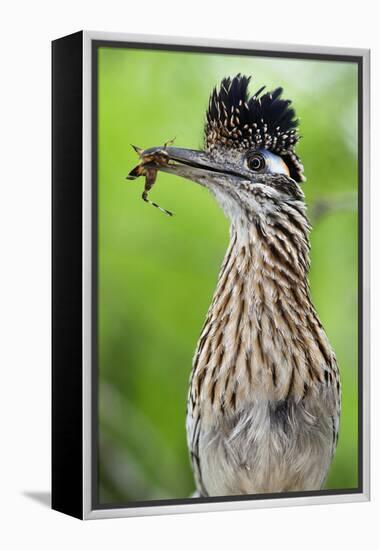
[190,207,328,412]
[219,208,311,303]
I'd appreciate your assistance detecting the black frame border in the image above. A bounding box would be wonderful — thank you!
[91,39,364,511]
[52,31,84,519]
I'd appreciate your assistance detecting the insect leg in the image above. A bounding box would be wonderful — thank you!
[142,169,173,217]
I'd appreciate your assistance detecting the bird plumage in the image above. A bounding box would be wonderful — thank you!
[130,73,341,497]
[186,180,340,495]
[185,75,340,496]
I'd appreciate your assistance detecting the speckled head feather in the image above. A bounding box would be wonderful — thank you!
[205,74,305,182]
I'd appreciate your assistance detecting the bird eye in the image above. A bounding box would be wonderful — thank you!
[248,154,265,171]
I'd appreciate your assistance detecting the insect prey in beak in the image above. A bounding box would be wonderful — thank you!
[126,141,175,217]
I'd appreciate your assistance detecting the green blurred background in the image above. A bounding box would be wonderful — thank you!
[97,46,358,503]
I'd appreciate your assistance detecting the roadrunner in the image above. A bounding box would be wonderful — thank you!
[131,74,341,496]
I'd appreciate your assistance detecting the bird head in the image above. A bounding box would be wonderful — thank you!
[137,74,306,224]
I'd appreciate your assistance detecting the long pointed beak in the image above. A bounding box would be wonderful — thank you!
[135,146,246,186]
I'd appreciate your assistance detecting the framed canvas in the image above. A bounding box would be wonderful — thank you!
[52,31,370,520]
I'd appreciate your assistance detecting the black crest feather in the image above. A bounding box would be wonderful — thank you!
[205,74,304,182]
